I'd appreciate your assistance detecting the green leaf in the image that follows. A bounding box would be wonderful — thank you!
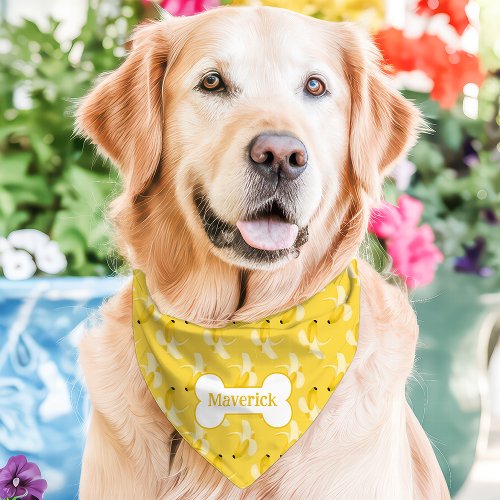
[0,189,16,216]
[410,141,445,178]
[0,152,32,184]
[52,216,88,269]
[438,118,463,151]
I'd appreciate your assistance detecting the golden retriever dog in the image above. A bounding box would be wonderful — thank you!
[76,6,450,499]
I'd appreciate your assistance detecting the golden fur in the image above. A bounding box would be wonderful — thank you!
[76,6,449,499]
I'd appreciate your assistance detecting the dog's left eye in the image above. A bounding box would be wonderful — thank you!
[200,72,226,92]
[305,77,326,97]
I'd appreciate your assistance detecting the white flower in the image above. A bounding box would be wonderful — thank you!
[1,249,36,280]
[0,236,11,252]
[0,236,13,266]
[35,241,67,274]
[7,229,49,254]
[390,159,416,191]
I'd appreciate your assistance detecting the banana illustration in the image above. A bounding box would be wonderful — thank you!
[329,305,344,323]
[228,420,257,458]
[141,353,162,389]
[298,387,319,420]
[276,420,300,445]
[346,329,357,346]
[336,285,347,305]
[298,320,330,359]
[322,285,347,309]
[280,304,304,325]
[136,302,155,324]
[156,323,187,360]
[250,322,283,359]
[325,352,348,391]
[157,386,187,429]
[348,264,359,280]
[342,303,352,321]
[203,329,236,359]
[306,386,318,410]
[190,423,210,456]
[277,353,304,388]
[328,302,352,323]
[229,353,258,387]
[251,453,272,479]
[180,353,206,391]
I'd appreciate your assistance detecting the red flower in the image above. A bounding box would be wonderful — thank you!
[430,49,484,108]
[417,0,470,36]
[375,27,414,72]
[376,28,484,109]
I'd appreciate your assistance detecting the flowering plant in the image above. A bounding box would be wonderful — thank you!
[142,0,219,16]
[1,0,498,288]
[369,0,500,287]
[376,27,484,109]
[0,455,47,500]
[242,0,385,31]
[0,1,142,277]
[369,195,444,288]
[0,229,66,280]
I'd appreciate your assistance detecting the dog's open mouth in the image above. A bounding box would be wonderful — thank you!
[236,202,298,251]
[193,190,308,265]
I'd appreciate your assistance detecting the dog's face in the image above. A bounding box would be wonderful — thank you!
[78,7,418,273]
[163,10,350,269]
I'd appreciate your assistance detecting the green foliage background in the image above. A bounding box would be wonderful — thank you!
[0,1,142,275]
[404,89,499,271]
[0,0,499,277]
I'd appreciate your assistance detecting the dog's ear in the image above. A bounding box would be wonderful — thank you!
[76,21,169,197]
[335,24,422,201]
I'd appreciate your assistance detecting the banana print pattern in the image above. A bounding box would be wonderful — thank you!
[250,322,284,359]
[133,260,360,488]
[277,353,305,388]
[229,420,258,458]
[229,353,258,387]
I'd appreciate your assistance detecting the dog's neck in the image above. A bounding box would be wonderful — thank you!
[144,223,362,329]
[126,187,366,327]
[145,248,307,328]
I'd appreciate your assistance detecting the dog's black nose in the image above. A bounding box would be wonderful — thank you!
[249,133,307,181]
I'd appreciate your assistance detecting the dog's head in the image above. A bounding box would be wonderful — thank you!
[77,6,419,275]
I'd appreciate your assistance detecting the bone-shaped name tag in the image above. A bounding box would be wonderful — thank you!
[195,373,292,428]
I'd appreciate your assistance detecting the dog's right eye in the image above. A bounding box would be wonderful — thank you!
[200,72,226,92]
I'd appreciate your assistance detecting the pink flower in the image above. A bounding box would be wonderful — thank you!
[387,225,444,288]
[142,0,219,16]
[369,194,423,239]
[369,195,443,288]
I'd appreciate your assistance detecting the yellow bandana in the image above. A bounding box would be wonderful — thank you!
[133,260,360,488]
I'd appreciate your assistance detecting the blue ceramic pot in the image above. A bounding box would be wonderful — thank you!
[0,277,123,500]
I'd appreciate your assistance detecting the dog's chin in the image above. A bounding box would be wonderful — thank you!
[193,191,309,271]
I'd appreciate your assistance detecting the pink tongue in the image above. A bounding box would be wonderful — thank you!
[236,217,298,251]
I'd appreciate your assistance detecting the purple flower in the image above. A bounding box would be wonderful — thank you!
[463,137,479,169]
[483,208,498,225]
[0,455,47,500]
[454,237,493,277]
